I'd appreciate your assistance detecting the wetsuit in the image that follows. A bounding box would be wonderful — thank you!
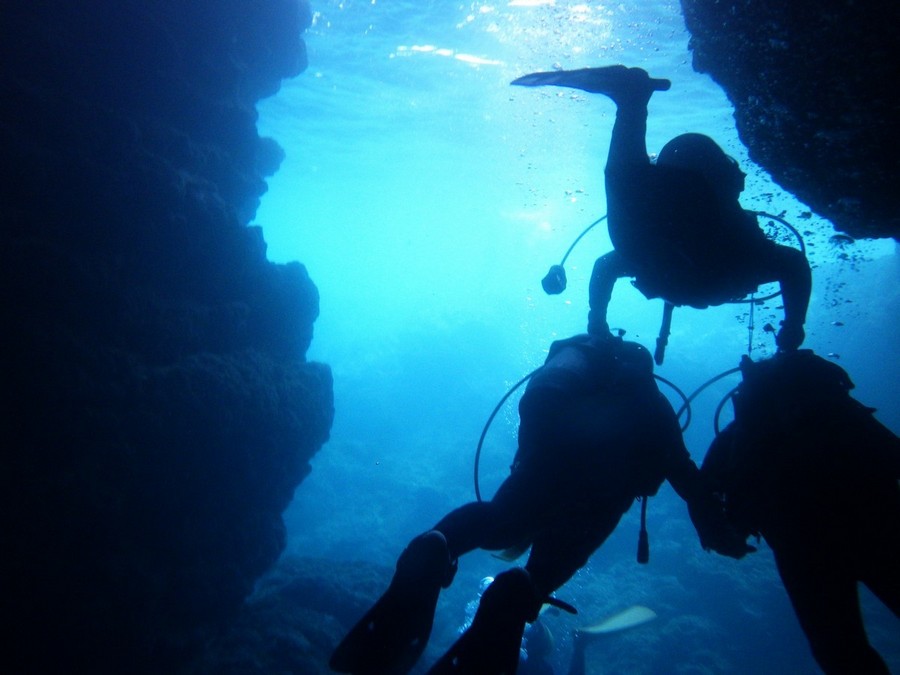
[588,90,811,351]
[703,352,900,674]
[330,334,749,675]
[431,335,726,600]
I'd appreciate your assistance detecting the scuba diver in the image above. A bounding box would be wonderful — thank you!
[512,66,811,354]
[702,350,900,674]
[330,334,752,675]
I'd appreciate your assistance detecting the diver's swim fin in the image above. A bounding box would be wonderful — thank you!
[511,65,670,96]
[330,531,457,675]
[427,568,539,675]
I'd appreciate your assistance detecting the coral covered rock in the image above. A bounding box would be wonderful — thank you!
[1,1,332,671]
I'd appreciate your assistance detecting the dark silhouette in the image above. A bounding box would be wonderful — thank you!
[330,335,752,674]
[703,350,900,674]
[513,66,811,354]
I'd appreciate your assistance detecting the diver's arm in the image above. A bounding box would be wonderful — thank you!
[648,393,710,504]
[660,413,754,559]
[588,251,630,336]
[663,436,710,506]
[765,243,812,350]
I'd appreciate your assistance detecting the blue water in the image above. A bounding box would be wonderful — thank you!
[254,2,898,672]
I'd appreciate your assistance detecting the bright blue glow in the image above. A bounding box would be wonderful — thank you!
[254,3,899,670]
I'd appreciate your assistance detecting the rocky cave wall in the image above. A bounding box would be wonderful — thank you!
[680,0,900,240]
[3,0,898,672]
[1,1,333,672]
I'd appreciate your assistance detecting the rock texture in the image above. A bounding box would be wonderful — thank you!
[189,556,392,675]
[1,1,333,672]
[680,0,900,240]
[3,0,896,672]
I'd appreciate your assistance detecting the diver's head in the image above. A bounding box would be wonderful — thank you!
[657,133,746,200]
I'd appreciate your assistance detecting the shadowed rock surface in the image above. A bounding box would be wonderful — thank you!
[2,1,896,673]
[188,556,391,675]
[680,0,900,239]
[1,1,332,672]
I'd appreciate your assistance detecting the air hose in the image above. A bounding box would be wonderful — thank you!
[473,369,538,502]
[541,215,607,295]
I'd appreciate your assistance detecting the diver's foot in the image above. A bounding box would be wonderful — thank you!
[330,531,457,674]
[576,66,664,107]
[511,65,669,106]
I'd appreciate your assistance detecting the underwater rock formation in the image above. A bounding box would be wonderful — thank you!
[190,556,391,675]
[1,1,332,672]
[680,0,900,240]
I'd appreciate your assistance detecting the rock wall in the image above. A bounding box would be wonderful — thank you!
[1,1,333,672]
[680,0,900,239]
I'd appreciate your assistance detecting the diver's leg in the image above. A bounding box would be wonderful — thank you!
[773,544,890,674]
[606,93,650,171]
[431,498,531,560]
[431,434,558,557]
[436,391,577,559]
[592,66,664,173]
[428,448,584,671]
[521,393,627,598]
[526,510,622,675]
[601,69,659,273]
[525,507,622,600]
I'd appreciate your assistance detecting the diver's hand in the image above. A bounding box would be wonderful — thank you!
[776,321,805,351]
[688,499,756,560]
[702,524,757,560]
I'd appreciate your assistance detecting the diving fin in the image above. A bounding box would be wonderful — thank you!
[427,568,539,675]
[330,531,457,675]
[511,66,670,96]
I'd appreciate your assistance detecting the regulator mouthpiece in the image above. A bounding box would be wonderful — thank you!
[542,265,567,295]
